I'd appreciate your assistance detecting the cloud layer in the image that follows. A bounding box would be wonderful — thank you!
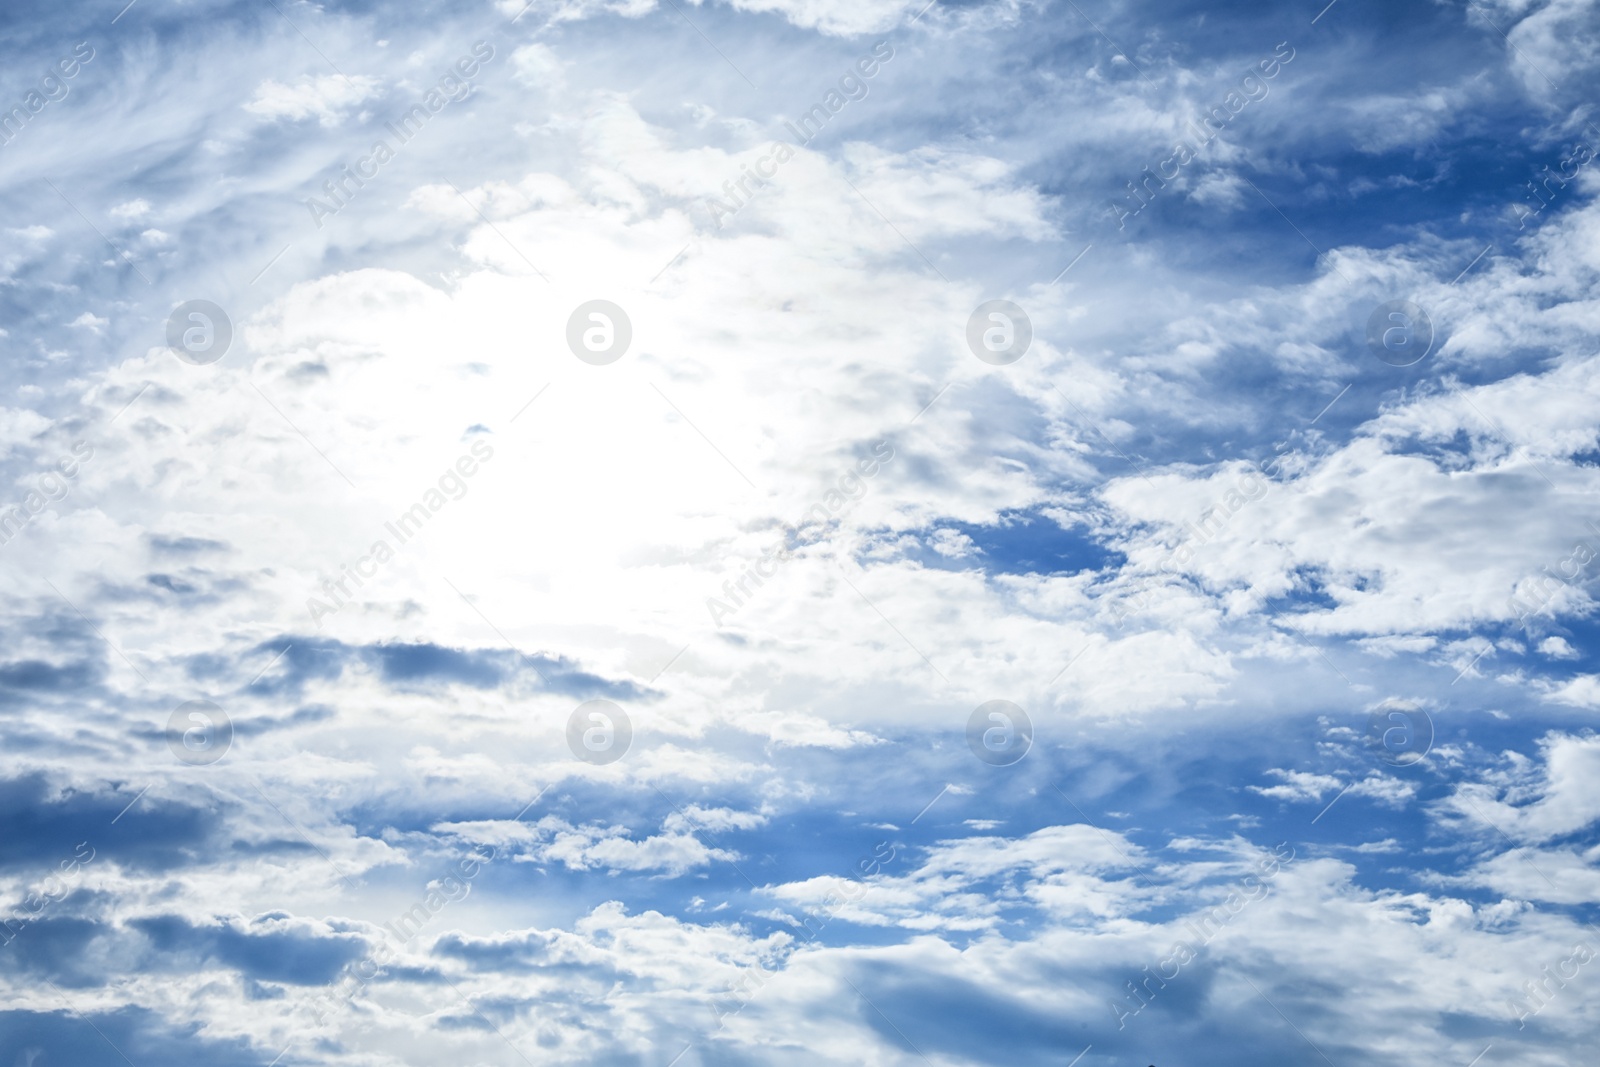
[1,0,1599,1064]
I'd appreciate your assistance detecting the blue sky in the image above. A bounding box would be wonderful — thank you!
[3,0,1600,1064]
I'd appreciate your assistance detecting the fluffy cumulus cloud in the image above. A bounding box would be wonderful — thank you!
[0,0,1598,1063]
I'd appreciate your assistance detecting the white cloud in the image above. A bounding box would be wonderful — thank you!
[928,527,977,558]
[244,74,381,126]
[1547,674,1600,707]
[510,42,566,90]
[5,7,1600,1065]
[1539,635,1579,658]
[1442,733,1600,846]
[109,199,150,221]
[1187,170,1248,209]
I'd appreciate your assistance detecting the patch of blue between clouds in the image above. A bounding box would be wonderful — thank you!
[884,507,1126,578]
